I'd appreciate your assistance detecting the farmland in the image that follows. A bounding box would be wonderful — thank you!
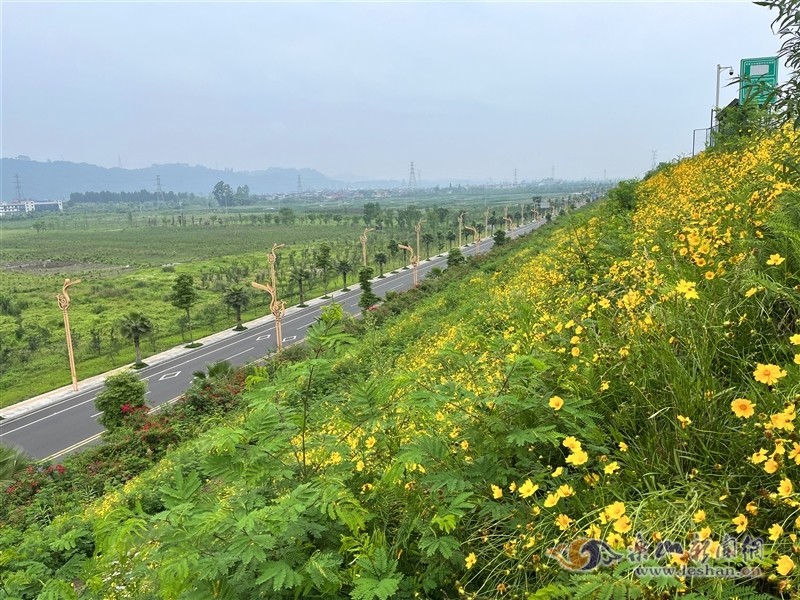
[0,186,594,406]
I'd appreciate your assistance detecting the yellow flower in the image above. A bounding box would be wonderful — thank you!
[518,479,539,499]
[746,501,758,515]
[606,532,625,549]
[543,492,560,508]
[751,448,768,464]
[555,513,573,531]
[704,271,715,280]
[618,441,628,453]
[549,396,564,411]
[693,510,706,523]
[460,440,469,451]
[789,443,800,465]
[585,523,601,539]
[675,279,699,300]
[732,514,748,533]
[677,415,692,429]
[604,461,620,475]
[795,354,800,366]
[790,334,800,346]
[744,286,759,298]
[777,555,795,576]
[753,363,787,386]
[600,381,610,392]
[551,466,564,478]
[491,484,503,499]
[769,523,784,541]
[604,501,626,521]
[566,449,589,466]
[731,398,755,418]
[778,478,794,498]
[613,515,632,534]
[767,253,785,266]
[557,484,575,498]
[356,460,365,472]
[571,346,581,357]
[764,459,780,474]
[508,482,517,493]
[465,552,477,569]
[562,436,581,452]
[365,436,376,449]
[570,335,581,345]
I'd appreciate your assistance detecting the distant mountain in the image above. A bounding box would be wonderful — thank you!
[0,158,399,200]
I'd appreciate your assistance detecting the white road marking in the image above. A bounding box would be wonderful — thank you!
[256,334,272,340]
[282,336,297,342]
[158,370,181,381]
[223,347,255,361]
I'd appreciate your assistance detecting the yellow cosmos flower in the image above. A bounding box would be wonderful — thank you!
[613,515,632,534]
[790,334,800,346]
[562,436,581,452]
[789,443,800,465]
[465,552,477,569]
[518,479,539,499]
[604,461,620,475]
[753,363,787,386]
[744,286,759,298]
[566,449,589,466]
[675,279,699,300]
[730,398,755,418]
[746,501,758,515]
[732,514,748,533]
[365,436,377,449]
[704,271,715,280]
[585,523,601,539]
[356,460,365,472]
[491,484,503,499]
[606,532,625,549]
[764,459,780,474]
[693,510,706,523]
[795,354,800,366]
[551,466,564,478]
[557,484,575,498]
[604,501,626,521]
[544,492,560,508]
[677,415,692,429]
[767,253,785,266]
[769,523,784,541]
[777,555,795,576]
[555,514,573,531]
[508,482,517,493]
[571,346,581,357]
[778,478,794,498]
[751,448,768,464]
[618,441,628,452]
[549,396,564,410]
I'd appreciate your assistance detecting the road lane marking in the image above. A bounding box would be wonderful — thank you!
[256,334,272,340]
[222,346,255,361]
[282,336,297,342]
[158,370,181,381]
[43,432,103,462]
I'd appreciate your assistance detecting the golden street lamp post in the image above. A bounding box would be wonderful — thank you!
[251,281,286,352]
[268,243,285,291]
[415,219,425,262]
[56,278,81,391]
[398,243,418,287]
[520,203,524,226]
[464,225,480,255]
[457,212,465,247]
[484,207,489,236]
[360,228,375,267]
[504,216,513,231]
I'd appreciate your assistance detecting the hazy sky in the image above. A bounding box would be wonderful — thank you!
[0,1,787,183]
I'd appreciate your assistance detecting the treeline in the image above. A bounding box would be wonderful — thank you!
[69,190,198,204]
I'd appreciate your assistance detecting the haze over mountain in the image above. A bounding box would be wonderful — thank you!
[0,158,404,201]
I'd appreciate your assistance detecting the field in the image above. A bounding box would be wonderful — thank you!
[0,187,594,406]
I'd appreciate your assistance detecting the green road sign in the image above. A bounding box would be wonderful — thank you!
[739,56,779,105]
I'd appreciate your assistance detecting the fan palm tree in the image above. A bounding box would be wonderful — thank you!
[336,259,353,291]
[374,251,388,277]
[0,444,29,488]
[119,312,153,367]
[223,284,250,331]
[289,266,312,307]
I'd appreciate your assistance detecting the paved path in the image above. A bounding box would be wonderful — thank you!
[0,220,544,460]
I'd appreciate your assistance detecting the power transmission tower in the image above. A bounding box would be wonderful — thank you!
[551,165,555,180]
[513,168,518,187]
[408,162,417,191]
[156,175,165,209]
[651,150,658,171]
[297,174,302,194]
[14,174,23,201]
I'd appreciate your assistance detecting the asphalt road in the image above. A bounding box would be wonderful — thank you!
[0,220,544,460]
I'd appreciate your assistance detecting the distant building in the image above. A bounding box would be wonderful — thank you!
[0,199,63,217]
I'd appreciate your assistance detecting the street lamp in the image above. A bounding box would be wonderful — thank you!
[360,228,375,267]
[464,225,480,255]
[415,219,425,262]
[457,212,465,247]
[56,278,81,391]
[715,63,734,123]
[398,243,418,287]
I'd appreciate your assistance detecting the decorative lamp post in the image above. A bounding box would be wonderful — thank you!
[504,216,513,231]
[360,228,375,267]
[415,220,425,262]
[251,281,286,352]
[457,212,465,247]
[484,207,489,235]
[268,243,285,292]
[464,225,480,255]
[56,278,81,391]
[398,243,418,287]
[520,203,524,226]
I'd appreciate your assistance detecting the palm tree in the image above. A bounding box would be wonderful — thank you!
[422,232,435,259]
[0,444,29,488]
[315,243,333,298]
[374,251,388,277]
[289,266,312,307]
[120,312,153,367]
[446,231,456,248]
[336,259,353,291]
[223,284,250,331]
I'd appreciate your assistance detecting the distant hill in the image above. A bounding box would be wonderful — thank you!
[0,158,398,200]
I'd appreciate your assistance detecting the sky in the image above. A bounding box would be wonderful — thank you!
[0,1,788,183]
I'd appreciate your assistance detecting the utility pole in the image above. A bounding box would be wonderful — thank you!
[297,174,302,195]
[156,175,165,209]
[408,162,417,191]
[513,168,518,187]
[651,150,658,171]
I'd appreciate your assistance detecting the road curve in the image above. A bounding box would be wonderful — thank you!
[0,220,544,460]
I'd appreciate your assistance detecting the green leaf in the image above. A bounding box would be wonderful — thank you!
[254,560,303,592]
